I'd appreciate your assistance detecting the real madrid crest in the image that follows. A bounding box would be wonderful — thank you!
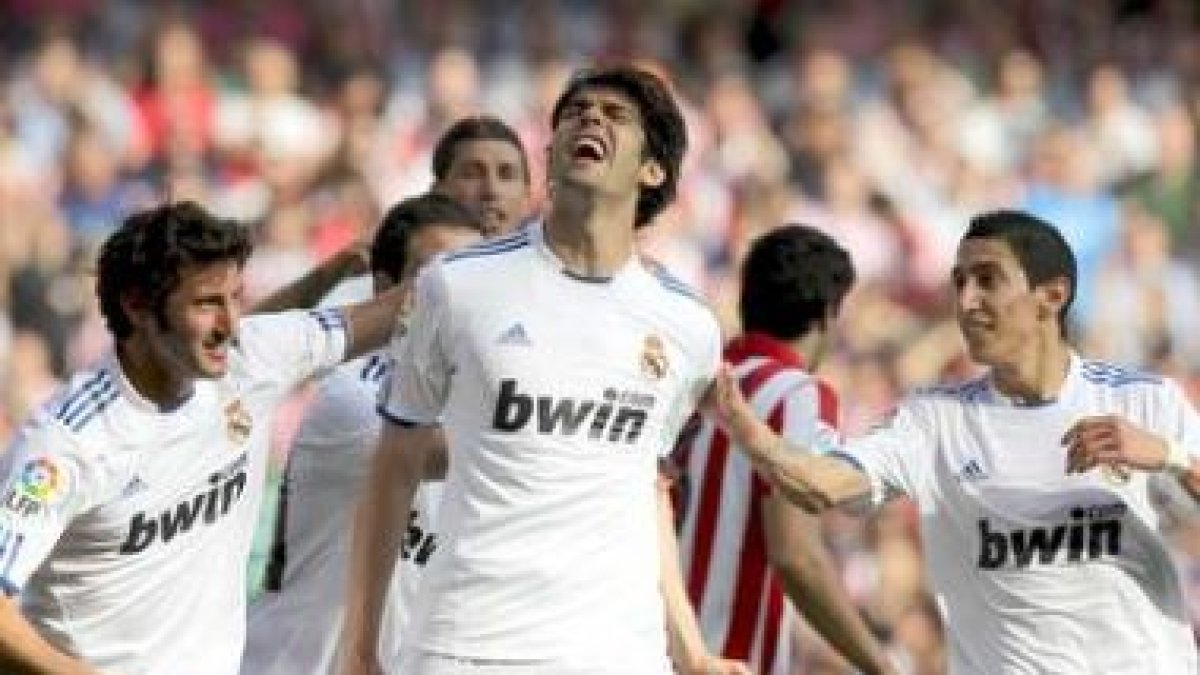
[640,334,668,381]
[225,400,253,445]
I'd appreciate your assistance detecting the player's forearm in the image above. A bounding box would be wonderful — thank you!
[655,485,709,674]
[774,554,893,675]
[252,247,368,314]
[340,284,407,360]
[744,435,868,513]
[342,436,421,664]
[0,598,101,675]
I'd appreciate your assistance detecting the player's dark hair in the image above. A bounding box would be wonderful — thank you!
[963,210,1077,336]
[740,225,856,341]
[97,201,253,341]
[431,115,531,184]
[371,193,484,282]
[551,64,686,228]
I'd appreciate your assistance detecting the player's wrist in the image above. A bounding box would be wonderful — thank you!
[1162,440,1191,477]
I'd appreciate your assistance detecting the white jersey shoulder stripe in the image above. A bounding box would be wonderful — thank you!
[309,308,347,333]
[1079,359,1161,387]
[53,371,118,432]
[443,230,531,262]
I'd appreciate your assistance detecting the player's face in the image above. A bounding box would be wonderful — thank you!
[403,224,483,280]
[549,87,663,200]
[142,260,244,381]
[437,140,530,236]
[952,238,1047,367]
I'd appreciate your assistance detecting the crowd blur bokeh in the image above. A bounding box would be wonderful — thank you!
[3,1,1200,673]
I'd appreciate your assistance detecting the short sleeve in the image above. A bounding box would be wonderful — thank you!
[1159,378,1200,456]
[838,398,933,507]
[235,309,349,389]
[378,264,453,427]
[658,314,722,458]
[0,426,101,595]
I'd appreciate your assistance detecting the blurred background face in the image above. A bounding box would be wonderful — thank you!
[436,140,530,236]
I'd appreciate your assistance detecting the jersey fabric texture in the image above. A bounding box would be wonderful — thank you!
[840,353,1200,674]
[0,309,347,675]
[241,348,442,675]
[380,223,722,673]
[674,332,841,674]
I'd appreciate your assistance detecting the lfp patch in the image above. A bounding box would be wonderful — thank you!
[17,457,66,503]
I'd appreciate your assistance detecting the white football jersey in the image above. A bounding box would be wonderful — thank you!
[241,349,444,675]
[0,309,347,675]
[381,223,722,672]
[841,353,1200,674]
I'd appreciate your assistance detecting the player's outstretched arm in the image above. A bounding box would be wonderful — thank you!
[337,283,408,361]
[763,497,896,675]
[655,478,750,675]
[0,597,103,675]
[340,422,439,675]
[251,243,371,314]
[702,366,870,512]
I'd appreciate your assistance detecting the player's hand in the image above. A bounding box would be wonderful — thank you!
[701,365,774,456]
[682,654,751,675]
[1063,415,1169,475]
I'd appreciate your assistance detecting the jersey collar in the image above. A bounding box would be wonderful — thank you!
[723,332,806,370]
[985,351,1081,407]
[529,218,642,285]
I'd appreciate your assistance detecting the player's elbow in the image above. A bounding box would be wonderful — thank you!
[769,469,835,513]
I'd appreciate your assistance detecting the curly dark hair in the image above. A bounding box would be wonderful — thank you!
[551,64,687,228]
[740,225,856,341]
[370,192,484,282]
[97,201,253,341]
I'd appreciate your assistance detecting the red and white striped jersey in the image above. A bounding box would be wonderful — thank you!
[673,332,841,675]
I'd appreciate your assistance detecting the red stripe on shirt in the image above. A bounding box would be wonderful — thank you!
[722,397,786,659]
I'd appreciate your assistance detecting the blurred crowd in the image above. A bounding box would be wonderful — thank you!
[3,1,1200,673]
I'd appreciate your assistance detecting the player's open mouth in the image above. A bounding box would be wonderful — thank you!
[571,135,608,162]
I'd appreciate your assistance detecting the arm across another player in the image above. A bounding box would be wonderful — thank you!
[251,243,371,315]
[704,367,871,513]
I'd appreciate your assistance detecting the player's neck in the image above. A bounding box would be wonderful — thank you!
[117,338,195,411]
[544,186,636,278]
[989,337,1071,405]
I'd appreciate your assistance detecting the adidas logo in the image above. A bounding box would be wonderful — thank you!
[958,459,988,482]
[121,476,148,499]
[497,323,531,346]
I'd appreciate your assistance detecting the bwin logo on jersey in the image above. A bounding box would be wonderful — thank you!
[492,379,652,444]
[119,456,249,555]
[977,502,1127,570]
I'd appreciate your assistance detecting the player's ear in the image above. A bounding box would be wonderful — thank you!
[638,158,665,189]
[1037,276,1070,322]
[120,289,151,326]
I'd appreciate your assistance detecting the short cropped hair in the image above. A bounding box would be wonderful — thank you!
[431,115,531,185]
[963,210,1077,334]
[370,193,485,282]
[739,225,856,341]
